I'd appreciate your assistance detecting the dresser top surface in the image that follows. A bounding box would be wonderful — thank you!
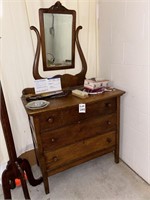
[21,89,125,116]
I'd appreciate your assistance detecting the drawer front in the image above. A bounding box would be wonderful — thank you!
[44,131,115,171]
[39,98,117,132]
[41,113,117,152]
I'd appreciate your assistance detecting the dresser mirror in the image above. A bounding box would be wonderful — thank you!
[30,1,87,90]
[39,2,76,71]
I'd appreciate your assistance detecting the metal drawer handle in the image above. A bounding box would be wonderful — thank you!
[53,156,58,162]
[48,117,54,123]
[106,138,112,143]
[51,138,55,142]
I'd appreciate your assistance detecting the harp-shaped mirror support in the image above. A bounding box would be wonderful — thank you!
[31,25,87,90]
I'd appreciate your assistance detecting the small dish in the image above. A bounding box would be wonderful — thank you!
[26,100,49,110]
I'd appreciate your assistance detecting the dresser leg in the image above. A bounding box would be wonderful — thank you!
[114,150,119,163]
[43,176,50,194]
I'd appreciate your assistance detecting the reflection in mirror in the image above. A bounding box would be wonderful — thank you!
[44,14,72,68]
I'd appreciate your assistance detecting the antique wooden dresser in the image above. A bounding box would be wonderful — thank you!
[21,89,125,194]
[21,1,125,194]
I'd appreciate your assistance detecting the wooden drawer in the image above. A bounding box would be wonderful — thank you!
[44,131,116,171]
[39,98,117,132]
[41,113,117,152]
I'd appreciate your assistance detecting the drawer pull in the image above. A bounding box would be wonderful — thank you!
[48,117,54,123]
[105,103,112,108]
[106,138,112,143]
[107,121,111,125]
[53,156,58,162]
[51,138,55,142]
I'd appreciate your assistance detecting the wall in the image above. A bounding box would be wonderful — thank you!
[99,0,150,183]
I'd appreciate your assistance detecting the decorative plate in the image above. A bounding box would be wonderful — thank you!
[26,100,49,110]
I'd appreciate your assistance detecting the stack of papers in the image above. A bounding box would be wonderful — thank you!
[34,78,62,94]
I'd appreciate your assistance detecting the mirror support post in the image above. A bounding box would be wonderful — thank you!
[30,25,87,89]
[75,26,87,77]
[30,26,43,80]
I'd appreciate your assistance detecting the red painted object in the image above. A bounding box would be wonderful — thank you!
[15,172,28,187]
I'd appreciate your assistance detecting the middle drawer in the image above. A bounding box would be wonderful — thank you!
[41,113,117,152]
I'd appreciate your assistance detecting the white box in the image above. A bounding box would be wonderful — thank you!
[84,79,109,90]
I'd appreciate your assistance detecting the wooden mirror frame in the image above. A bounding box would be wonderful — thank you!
[39,1,76,71]
[30,1,87,90]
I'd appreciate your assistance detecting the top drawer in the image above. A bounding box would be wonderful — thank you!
[38,98,117,132]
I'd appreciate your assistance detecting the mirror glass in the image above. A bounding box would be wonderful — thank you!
[43,14,72,68]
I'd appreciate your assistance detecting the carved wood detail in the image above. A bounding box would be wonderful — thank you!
[30,26,42,80]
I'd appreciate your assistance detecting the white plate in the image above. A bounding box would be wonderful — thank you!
[26,100,49,110]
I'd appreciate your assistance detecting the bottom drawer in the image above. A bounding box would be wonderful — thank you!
[44,131,116,171]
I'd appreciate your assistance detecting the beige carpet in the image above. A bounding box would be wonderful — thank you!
[0,153,150,200]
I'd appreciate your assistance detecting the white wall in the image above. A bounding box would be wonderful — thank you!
[99,0,150,183]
